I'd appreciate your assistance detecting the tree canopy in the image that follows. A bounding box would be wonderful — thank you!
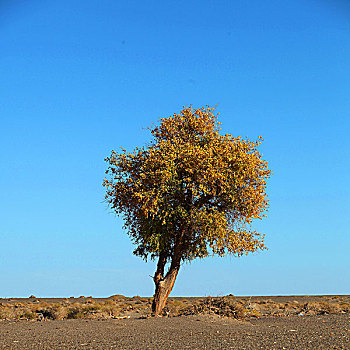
[103,106,271,314]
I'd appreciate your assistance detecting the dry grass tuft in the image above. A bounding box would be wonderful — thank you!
[245,299,350,316]
[0,300,123,321]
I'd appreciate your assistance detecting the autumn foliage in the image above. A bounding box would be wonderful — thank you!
[103,106,271,315]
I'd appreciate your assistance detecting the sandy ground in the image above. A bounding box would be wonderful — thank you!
[0,314,349,349]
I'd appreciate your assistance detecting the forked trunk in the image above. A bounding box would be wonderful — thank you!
[152,231,185,316]
[152,266,179,316]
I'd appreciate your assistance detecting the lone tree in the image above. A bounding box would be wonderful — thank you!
[103,106,271,316]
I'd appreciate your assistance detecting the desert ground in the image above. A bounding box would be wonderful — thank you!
[0,295,349,349]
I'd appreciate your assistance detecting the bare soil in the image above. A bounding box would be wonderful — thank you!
[0,314,349,349]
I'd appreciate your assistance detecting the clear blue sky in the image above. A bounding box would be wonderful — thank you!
[1,0,349,297]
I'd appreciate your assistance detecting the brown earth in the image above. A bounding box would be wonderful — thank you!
[0,296,349,349]
[0,314,349,349]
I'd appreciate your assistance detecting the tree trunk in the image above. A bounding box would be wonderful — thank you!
[152,229,185,316]
[152,265,179,316]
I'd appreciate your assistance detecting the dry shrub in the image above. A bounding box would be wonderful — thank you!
[171,297,247,319]
[303,302,342,315]
[164,299,188,316]
[110,295,126,301]
[66,301,121,319]
[0,302,41,320]
[20,311,37,320]
[0,305,18,320]
[245,309,261,318]
[339,303,350,312]
[50,305,69,320]
[98,300,122,317]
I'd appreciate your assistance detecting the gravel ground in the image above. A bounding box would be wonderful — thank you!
[0,314,349,349]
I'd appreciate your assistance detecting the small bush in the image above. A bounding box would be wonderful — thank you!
[20,311,37,320]
[172,297,247,319]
